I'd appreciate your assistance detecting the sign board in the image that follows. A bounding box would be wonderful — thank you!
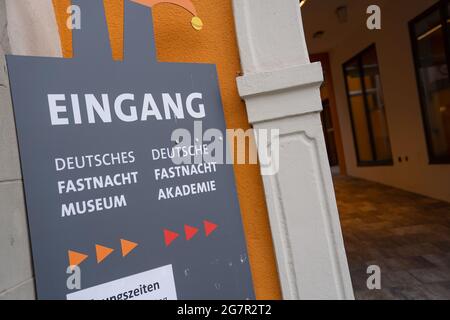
[6,0,254,300]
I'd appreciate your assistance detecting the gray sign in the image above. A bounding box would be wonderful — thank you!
[6,0,254,300]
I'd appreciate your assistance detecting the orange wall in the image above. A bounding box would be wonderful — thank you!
[52,0,281,299]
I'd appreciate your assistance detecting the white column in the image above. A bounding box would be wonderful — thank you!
[232,0,354,300]
[5,0,62,57]
[0,0,60,300]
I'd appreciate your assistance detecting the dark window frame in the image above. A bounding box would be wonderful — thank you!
[409,0,450,164]
[342,43,394,167]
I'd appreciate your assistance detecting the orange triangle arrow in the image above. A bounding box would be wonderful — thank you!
[95,244,114,263]
[120,239,138,257]
[68,250,88,269]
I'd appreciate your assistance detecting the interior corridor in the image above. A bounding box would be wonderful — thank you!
[334,175,450,300]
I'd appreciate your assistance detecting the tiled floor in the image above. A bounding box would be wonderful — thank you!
[334,175,450,300]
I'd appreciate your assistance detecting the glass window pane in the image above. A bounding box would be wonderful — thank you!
[344,59,374,162]
[344,47,392,165]
[361,47,393,161]
[350,95,373,161]
[412,5,450,160]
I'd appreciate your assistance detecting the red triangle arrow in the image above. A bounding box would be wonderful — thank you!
[184,224,199,240]
[164,229,179,246]
[203,220,218,237]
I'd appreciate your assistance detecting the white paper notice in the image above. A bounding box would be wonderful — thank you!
[67,264,177,300]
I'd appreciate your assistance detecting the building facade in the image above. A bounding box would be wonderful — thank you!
[304,0,450,202]
[1,0,353,300]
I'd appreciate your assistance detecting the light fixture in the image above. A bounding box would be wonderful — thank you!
[335,5,348,23]
[313,30,325,39]
[300,0,307,8]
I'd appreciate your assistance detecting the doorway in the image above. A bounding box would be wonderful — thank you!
[310,53,346,175]
[321,99,339,168]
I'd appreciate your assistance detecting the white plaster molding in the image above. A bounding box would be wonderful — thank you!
[239,63,324,124]
[237,62,323,99]
[232,0,354,299]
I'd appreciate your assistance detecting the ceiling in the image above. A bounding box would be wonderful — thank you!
[301,0,385,54]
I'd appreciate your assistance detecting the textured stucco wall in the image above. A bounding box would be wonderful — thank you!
[51,0,282,299]
[1,0,62,300]
[0,0,33,300]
